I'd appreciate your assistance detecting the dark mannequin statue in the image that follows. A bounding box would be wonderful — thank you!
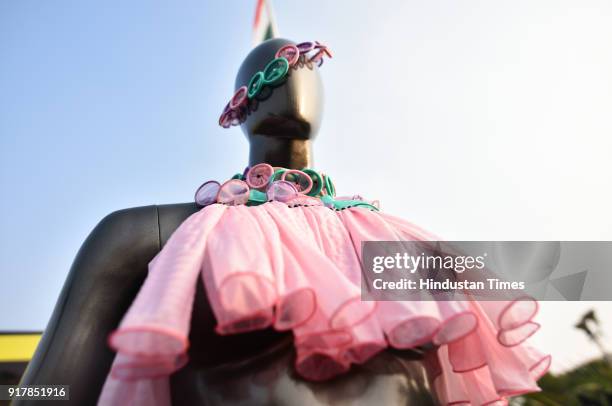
[17,38,436,405]
[238,39,323,168]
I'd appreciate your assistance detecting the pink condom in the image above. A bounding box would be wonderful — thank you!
[246,163,274,189]
[228,109,241,127]
[286,195,324,207]
[267,180,299,203]
[230,86,248,109]
[281,170,313,194]
[216,179,250,205]
[275,44,300,66]
[194,180,221,207]
[219,110,232,128]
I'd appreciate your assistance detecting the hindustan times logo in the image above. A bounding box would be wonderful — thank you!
[363,241,611,301]
[371,252,487,274]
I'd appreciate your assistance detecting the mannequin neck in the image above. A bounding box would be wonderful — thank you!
[248,134,313,169]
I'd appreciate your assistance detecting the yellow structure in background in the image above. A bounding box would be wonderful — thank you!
[0,333,42,362]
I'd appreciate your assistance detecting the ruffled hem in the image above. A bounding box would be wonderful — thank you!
[98,202,549,406]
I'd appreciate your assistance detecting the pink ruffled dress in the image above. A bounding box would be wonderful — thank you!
[97,165,550,406]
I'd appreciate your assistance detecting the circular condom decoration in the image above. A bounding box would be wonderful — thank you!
[194,180,221,206]
[275,45,300,66]
[217,179,250,205]
[267,180,299,203]
[281,170,313,195]
[246,163,274,189]
[230,86,248,109]
[302,169,323,196]
[296,41,315,53]
[219,111,232,128]
[247,71,265,99]
[263,57,289,86]
[323,174,336,196]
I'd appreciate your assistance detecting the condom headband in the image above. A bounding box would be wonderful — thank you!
[219,41,332,128]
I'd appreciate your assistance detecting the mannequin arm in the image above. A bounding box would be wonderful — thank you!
[15,205,160,405]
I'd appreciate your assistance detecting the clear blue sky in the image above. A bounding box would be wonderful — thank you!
[0,0,258,329]
[2,0,612,373]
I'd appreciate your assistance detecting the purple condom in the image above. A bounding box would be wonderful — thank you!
[267,180,299,203]
[217,179,250,205]
[309,51,326,67]
[194,180,221,207]
[296,42,315,54]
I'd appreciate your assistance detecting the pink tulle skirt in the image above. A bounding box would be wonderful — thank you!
[98,202,549,406]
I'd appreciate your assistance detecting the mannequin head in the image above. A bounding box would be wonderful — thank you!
[234,38,324,168]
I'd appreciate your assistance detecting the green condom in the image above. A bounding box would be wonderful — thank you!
[262,57,289,86]
[333,199,379,211]
[247,189,268,206]
[247,71,265,99]
[269,168,287,184]
[302,168,323,197]
[324,175,336,197]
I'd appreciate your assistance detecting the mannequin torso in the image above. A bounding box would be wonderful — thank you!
[18,203,435,405]
[18,38,436,405]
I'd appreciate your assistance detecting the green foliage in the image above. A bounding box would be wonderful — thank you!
[520,359,612,406]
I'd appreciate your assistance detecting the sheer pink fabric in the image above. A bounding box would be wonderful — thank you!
[98,203,549,406]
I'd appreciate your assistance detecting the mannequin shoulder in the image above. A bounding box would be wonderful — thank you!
[157,202,201,245]
[95,205,158,239]
[90,202,201,251]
